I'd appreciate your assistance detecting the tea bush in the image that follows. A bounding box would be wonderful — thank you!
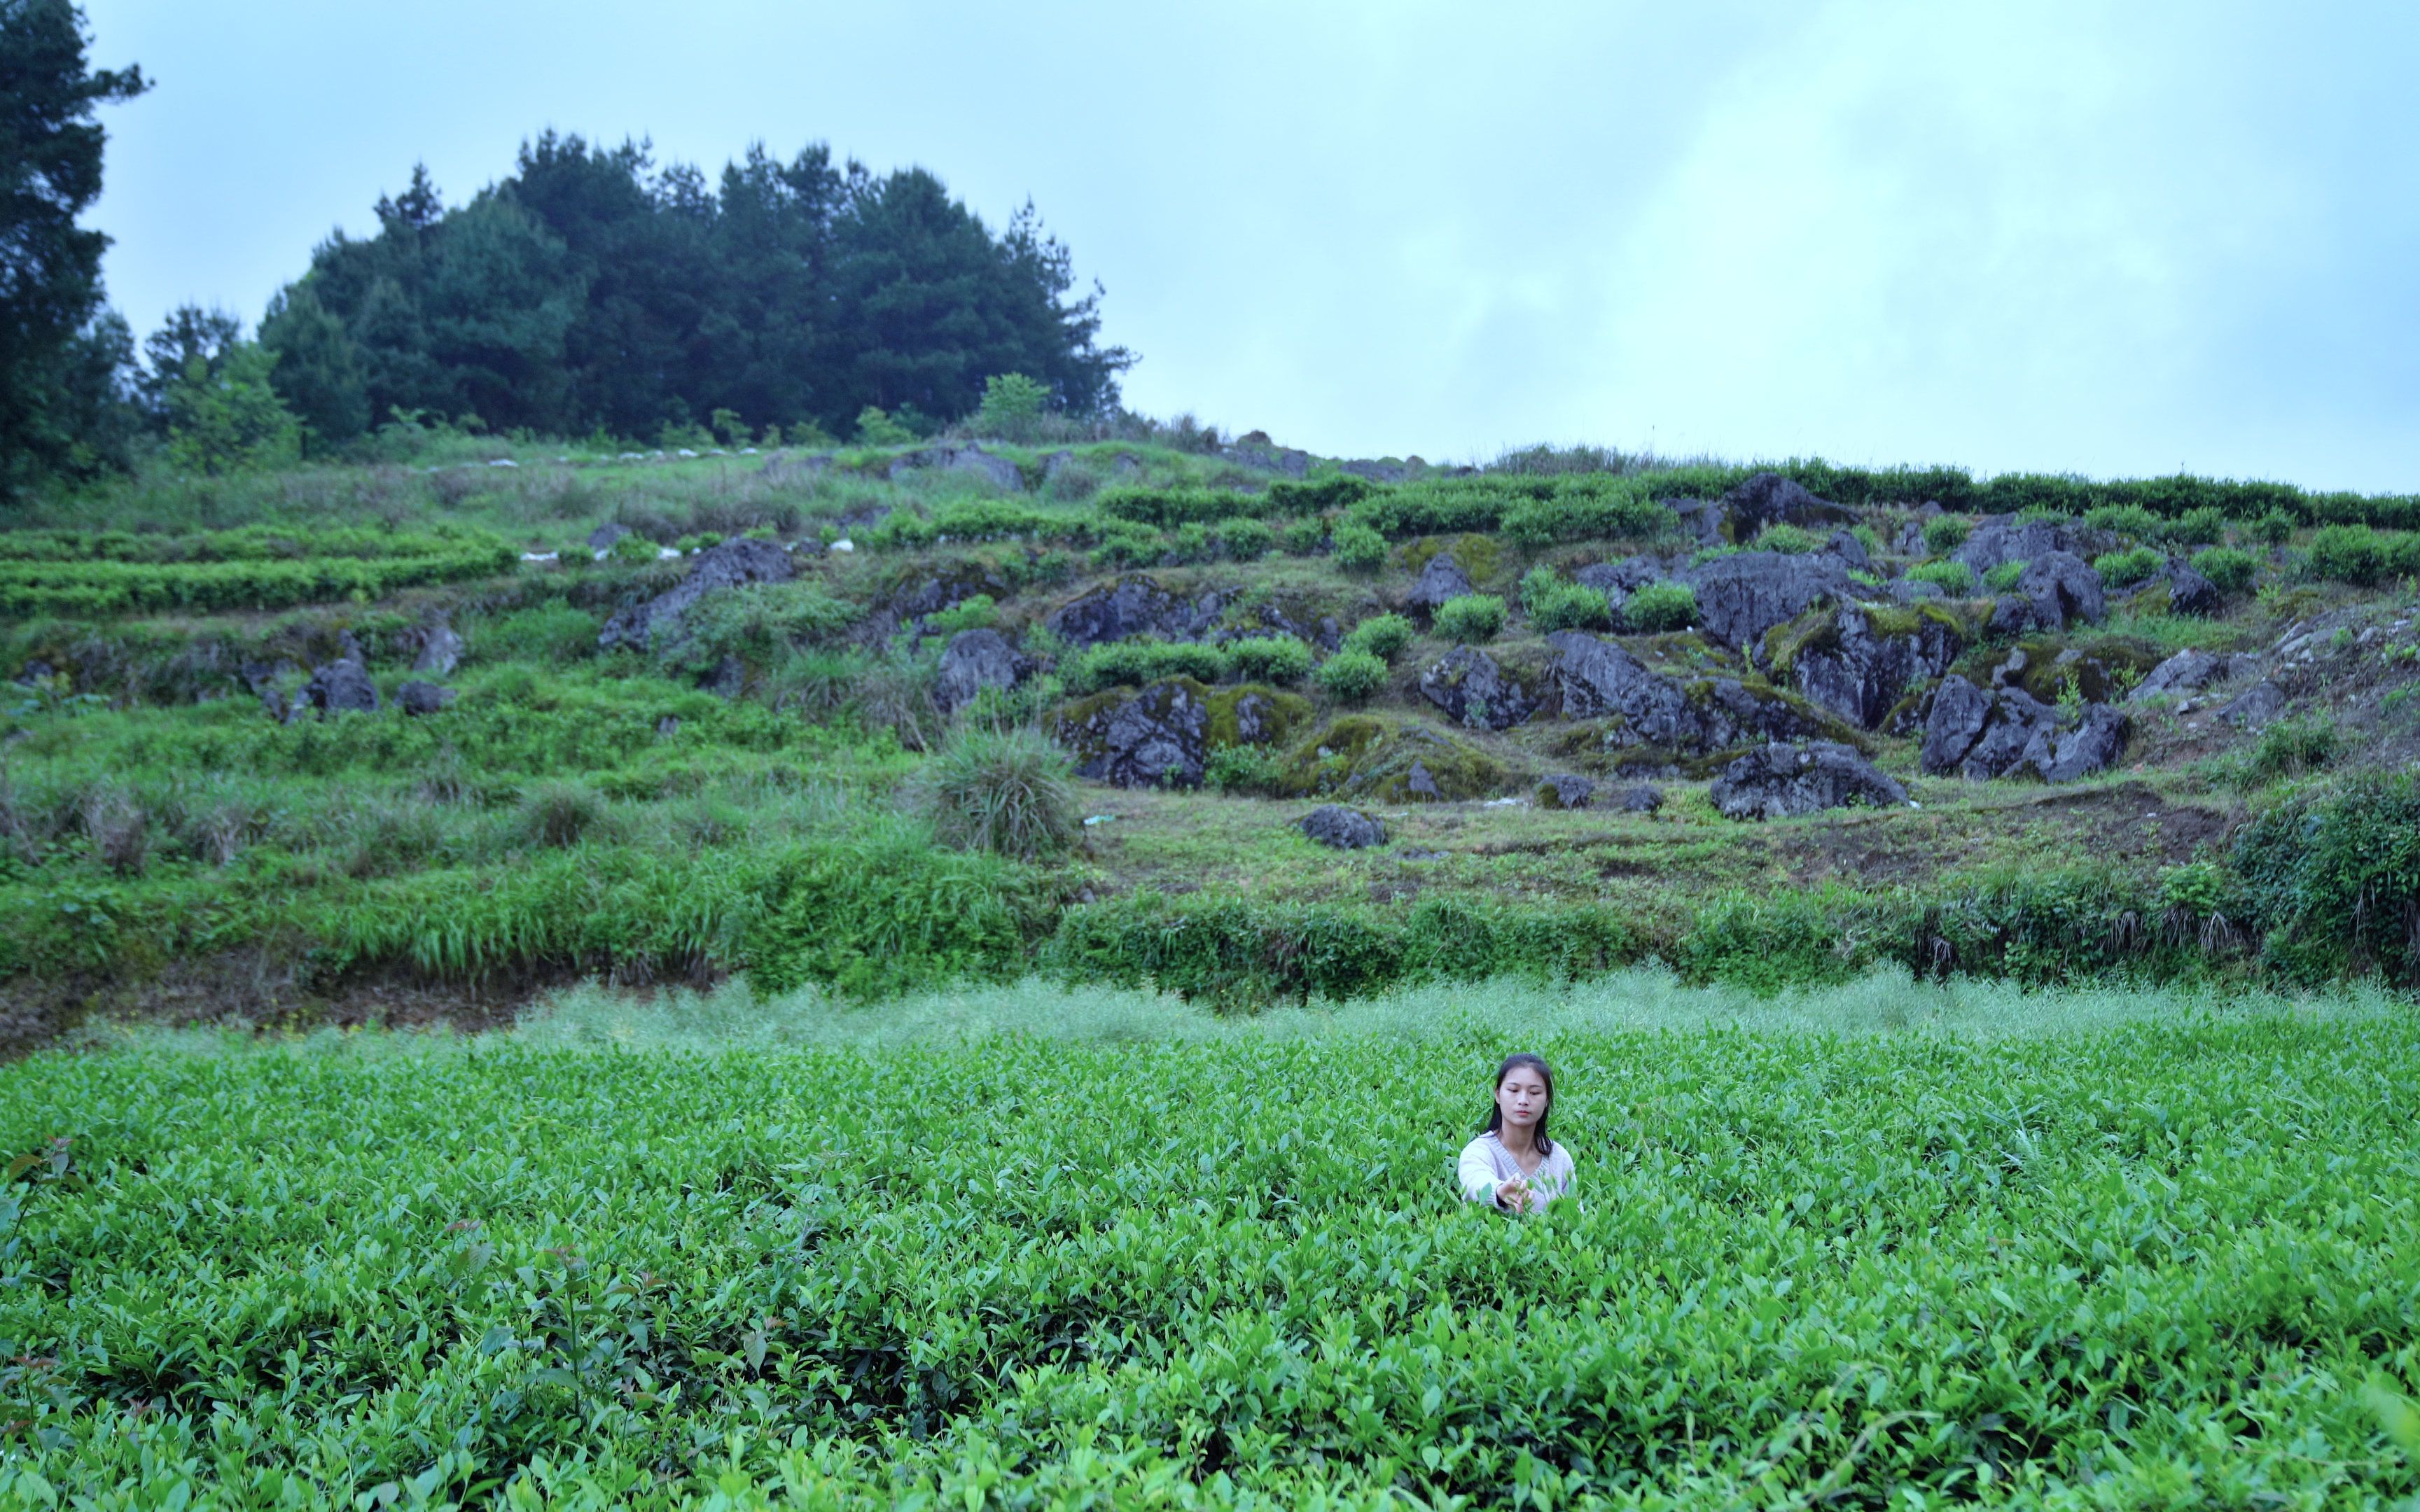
[2093,545,2164,587]
[2307,524,2420,587]
[1340,612,1415,661]
[1920,515,1970,554]
[1330,520,1388,573]
[1519,568,1613,633]
[1621,580,1697,632]
[2190,545,2258,593]
[1223,634,1314,684]
[1903,559,1976,594]
[1983,559,2029,593]
[1313,647,1389,704]
[1061,639,1230,694]
[1433,594,1506,643]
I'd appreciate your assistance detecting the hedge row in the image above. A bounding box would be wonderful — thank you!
[0,523,510,564]
[0,545,518,617]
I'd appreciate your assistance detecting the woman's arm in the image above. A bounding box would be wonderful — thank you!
[1456,1140,1500,1205]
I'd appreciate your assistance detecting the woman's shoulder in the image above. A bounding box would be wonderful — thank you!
[1458,1132,1500,1158]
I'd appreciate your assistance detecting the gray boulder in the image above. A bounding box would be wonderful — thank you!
[1055,679,1211,788]
[412,622,464,677]
[586,522,630,553]
[2131,649,2260,701]
[1890,578,1945,603]
[1538,774,1594,809]
[1301,805,1387,849]
[1403,760,1443,799]
[1718,472,1858,540]
[1955,519,2085,575]
[1826,529,1872,570]
[1919,674,2129,780]
[599,537,796,652]
[1685,552,1854,653]
[1045,575,1228,650]
[396,680,456,717]
[1710,741,1908,820]
[1548,631,1826,753]
[2159,558,2220,616]
[1405,552,1477,615]
[1788,606,1963,729]
[1226,434,1312,477]
[1419,647,1538,731]
[888,445,1023,490]
[936,629,1031,715]
[2218,680,2288,731]
[1573,556,1664,600]
[299,658,379,717]
[1988,550,2105,635]
[1619,783,1665,813]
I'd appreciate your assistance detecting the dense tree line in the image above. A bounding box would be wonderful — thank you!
[259,134,1133,449]
[0,0,144,499]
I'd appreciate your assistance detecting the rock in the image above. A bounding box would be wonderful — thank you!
[947,444,1022,491]
[1954,519,2084,575]
[1619,783,1665,813]
[1404,759,1443,799]
[396,680,456,717]
[1989,649,2029,688]
[704,655,746,699]
[1685,552,1853,652]
[1718,472,1858,540]
[585,522,630,553]
[598,537,796,653]
[1228,691,1288,746]
[1710,741,1908,820]
[2217,680,2287,731]
[1340,458,1410,484]
[1045,575,1228,650]
[412,622,464,677]
[1419,647,1538,731]
[1538,774,1594,809]
[1987,550,2105,634]
[936,629,1031,715]
[2131,649,2260,701]
[1573,556,1664,599]
[1300,804,1387,849]
[1041,449,1076,479]
[1226,437,1312,477]
[1055,680,1210,788]
[1919,674,2129,780]
[1405,552,1476,614]
[1787,606,1963,729]
[1548,632,1826,753]
[2160,559,2220,616]
[1893,520,1926,555]
[299,658,379,716]
[1110,454,1143,480]
[1826,530,1872,570]
[1890,578,1945,603]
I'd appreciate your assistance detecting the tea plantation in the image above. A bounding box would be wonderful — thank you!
[0,985,2414,1507]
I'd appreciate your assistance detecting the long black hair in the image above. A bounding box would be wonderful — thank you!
[1480,1051,1555,1156]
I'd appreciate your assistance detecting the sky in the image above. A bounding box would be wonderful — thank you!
[78,1,2420,490]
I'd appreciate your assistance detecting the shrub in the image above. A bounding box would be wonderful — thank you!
[1097,487,1260,527]
[1433,594,1506,643]
[1520,568,1613,633]
[1279,518,1326,555]
[916,727,1078,861]
[1984,560,2028,593]
[1752,522,1823,554]
[1622,581,1697,633]
[1063,639,1230,694]
[922,595,998,636]
[1203,743,1286,794]
[1218,519,1276,561]
[1223,636,1313,684]
[2083,504,2162,540]
[2252,508,2296,546]
[1341,612,1415,662]
[515,779,609,848]
[1904,559,1976,595]
[2190,546,2258,594]
[1330,521,1387,573]
[1921,517,1970,554]
[2161,506,2227,546]
[2305,524,2420,585]
[970,372,1050,442]
[1265,474,1379,513]
[2236,773,2420,984]
[1314,648,1389,704]
[2248,716,2340,781]
[2094,546,2164,587]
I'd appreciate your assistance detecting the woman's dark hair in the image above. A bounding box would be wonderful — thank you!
[1480,1051,1555,1156]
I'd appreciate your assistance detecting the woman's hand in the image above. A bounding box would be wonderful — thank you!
[1495,1177,1531,1213]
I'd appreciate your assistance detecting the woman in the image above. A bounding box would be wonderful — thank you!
[1458,1051,1575,1212]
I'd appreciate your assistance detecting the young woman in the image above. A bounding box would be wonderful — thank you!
[1457,1051,1576,1212]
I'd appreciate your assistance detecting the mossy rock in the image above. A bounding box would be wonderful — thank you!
[1760,601,1973,680]
[1403,533,1503,587]
[1206,684,1313,749]
[1050,676,1214,768]
[1272,715,1505,800]
[2008,638,2169,705]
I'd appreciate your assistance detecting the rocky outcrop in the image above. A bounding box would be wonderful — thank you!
[1954,519,2085,575]
[298,658,378,716]
[2157,558,2220,616]
[1045,576,1229,650]
[1987,551,2106,635]
[889,444,1022,489]
[2218,680,2288,730]
[1301,805,1386,848]
[599,538,795,652]
[1225,433,1312,477]
[1717,472,1859,540]
[1919,674,2128,781]
[1710,741,1908,820]
[1685,552,1854,653]
[396,680,456,716]
[411,622,464,677]
[1405,552,1476,615]
[1573,556,1664,601]
[1419,647,1539,731]
[1538,774,1594,809]
[1619,783,1665,813]
[1054,679,1211,788]
[1548,631,1828,754]
[2130,648,2260,701]
[1785,606,1963,729]
[936,629,1032,715]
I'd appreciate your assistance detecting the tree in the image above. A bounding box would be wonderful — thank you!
[258,284,367,448]
[165,342,302,475]
[138,302,242,421]
[0,0,147,498]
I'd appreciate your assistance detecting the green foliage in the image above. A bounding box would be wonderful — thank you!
[2082,503,2161,540]
[2190,545,2258,593]
[1920,516,1970,554]
[2307,524,2420,587]
[1279,517,1326,555]
[0,544,517,617]
[854,405,916,446]
[2246,716,2341,781]
[1983,559,2028,593]
[1903,559,1976,594]
[745,831,1041,999]
[1432,594,1505,644]
[513,778,611,848]
[1202,741,1286,794]
[164,344,304,475]
[1216,518,1275,561]
[1519,568,1613,633]
[1061,638,1230,694]
[1313,648,1389,704]
[1330,520,1387,573]
[1097,486,1260,527]
[2093,545,2164,587]
[970,372,1050,441]
[1621,580,1697,633]
[1265,473,1378,513]
[1223,635,1313,684]
[653,582,859,680]
[922,594,997,635]
[2252,508,2297,545]
[1340,612,1415,662]
[2237,773,2420,983]
[1751,522,1823,554]
[915,725,1077,861]
[2160,505,2227,545]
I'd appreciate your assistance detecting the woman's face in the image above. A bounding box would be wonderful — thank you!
[1496,1065,1550,1130]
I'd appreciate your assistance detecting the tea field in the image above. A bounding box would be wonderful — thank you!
[0,977,2414,1508]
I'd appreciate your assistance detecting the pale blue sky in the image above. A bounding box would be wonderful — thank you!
[81,1,2420,489]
